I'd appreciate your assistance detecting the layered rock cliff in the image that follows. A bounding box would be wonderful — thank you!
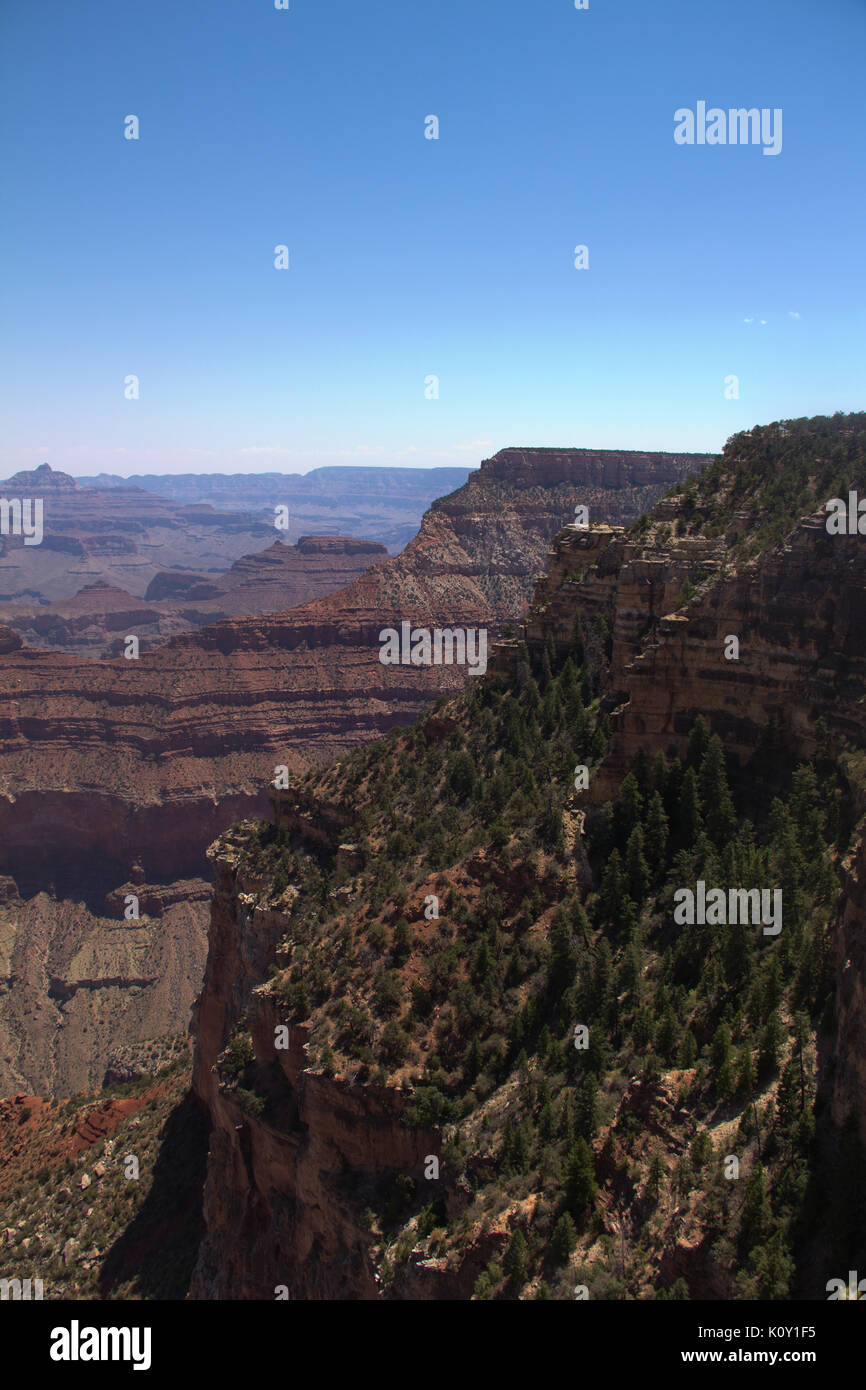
[0,872,209,1094]
[0,463,275,602]
[2,537,388,657]
[0,447,705,895]
[0,448,707,1099]
[189,835,441,1299]
[185,412,866,1299]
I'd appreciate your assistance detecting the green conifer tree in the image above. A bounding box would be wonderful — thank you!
[565,1138,597,1220]
[687,714,710,769]
[699,736,737,848]
[625,824,651,904]
[551,1212,577,1264]
[678,768,704,849]
[645,791,670,878]
[503,1228,529,1287]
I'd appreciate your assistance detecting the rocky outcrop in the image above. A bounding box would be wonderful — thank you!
[496,511,866,802]
[189,837,440,1300]
[0,876,208,1095]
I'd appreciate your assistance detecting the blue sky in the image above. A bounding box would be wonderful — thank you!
[1,0,863,476]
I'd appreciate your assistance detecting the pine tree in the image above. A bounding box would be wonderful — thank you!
[678,1029,698,1068]
[711,1022,734,1099]
[589,939,614,1017]
[559,655,579,698]
[548,908,578,993]
[769,799,805,904]
[592,802,616,860]
[565,1138,597,1219]
[666,1277,691,1300]
[645,792,669,878]
[551,1212,577,1264]
[663,756,684,824]
[473,937,494,984]
[620,938,644,998]
[571,698,590,753]
[655,1007,679,1064]
[646,1154,666,1204]
[574,1075,598,1140]
[687,714,710,769]
[600,849,626,920]
[724,920,753,990]
[699,736,737,848]
[448,749,477,801]
[761,958,783,1014]
[758,1010,783,1078]
[541,683,563,737]
[503,1228,529,1287]
[545,632,557,680]
[790,764,825,860]
[735,1044,756,1098]
[538,1099,555,1144]
[632,1005,654,1049]
[589,727,607,761]
[540,647,553,687]
[740,1166,771,1251]
[750,1232,794,1300]
[678,768,704,848]
[569,897,592,947]
[625,824,650,904]
[504,1117,532,1173]
[615,773,643,844]
[464,1035,482,1081]
[690,1129,713,1170]
[559,1093,576,1142]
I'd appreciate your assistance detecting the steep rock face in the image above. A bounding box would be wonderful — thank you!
[0,448,707,892]
[597,517,866,799]
[0,875,208,1095]
[495,513,866,801]
[477,446,710,493]
[189,839,438,1300]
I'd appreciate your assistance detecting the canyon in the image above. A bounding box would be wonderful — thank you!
[2,416,865,1302]
[77,465,475,555]
[182,414,866,1299]
[0,446,707,1096]
[2,535,389,657]
[0,464,276,604]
